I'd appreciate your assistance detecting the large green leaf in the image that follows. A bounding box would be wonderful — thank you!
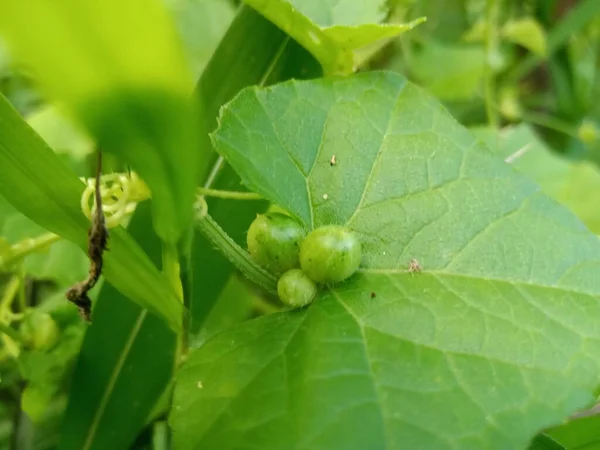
[172,72,600,449]
[473,124,600,234]
[244,0,424,74]
[0,94,182,330]
[59,201,177,450]
[0,0,200,243]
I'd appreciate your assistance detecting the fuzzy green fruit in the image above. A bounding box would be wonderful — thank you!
[300,225,362,284]
[247,212,306,275]
[277,269,318,307]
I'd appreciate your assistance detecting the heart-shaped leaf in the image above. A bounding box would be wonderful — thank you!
[171,72,600,449]
[244,0,424,74]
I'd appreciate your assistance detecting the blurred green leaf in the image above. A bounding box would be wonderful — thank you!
[167,0,236,79]
[59,201,177,450]
[244,0,424,74]
[26,106,93,162]
[0,94,182,330]
[173,72,600,450]
[502,17,548,57]
[409,41,486,100]
[546,414,600,449]
[473,124,600,234]
[0,0,202,243]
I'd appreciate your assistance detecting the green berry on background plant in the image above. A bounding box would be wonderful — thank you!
[247,212,306,276]
[277,268,318,308]
[21,312,60,352]
[299,225,362,284]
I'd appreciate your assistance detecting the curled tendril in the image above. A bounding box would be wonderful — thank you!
[80,172,150,228]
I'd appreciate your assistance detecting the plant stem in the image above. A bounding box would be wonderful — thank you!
[0,276,22,356]
[197,187,262,200]
[0,233,60,269]
[484,0,500,129]
[162,242,182,300]
[0,322,23,343]
[177,228,194,358]
[195,211,277,294]
[152,421,169,450]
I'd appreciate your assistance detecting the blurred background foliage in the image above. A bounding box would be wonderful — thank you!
[0,0,599,448]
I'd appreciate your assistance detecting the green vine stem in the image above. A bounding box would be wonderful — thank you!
[196,187,262,201]
[194,197,277,294]
[0,233,60,270]
[484,0,500,129]
[0,322,23,343]
[0,276,23,356]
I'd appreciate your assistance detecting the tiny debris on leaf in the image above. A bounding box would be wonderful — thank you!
[322,193,328,200]
[329,154,337,166]
[370,292,377,299]
[408,258,421,274]
[197,381,203,389]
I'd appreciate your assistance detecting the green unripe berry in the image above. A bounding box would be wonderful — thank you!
[21,312,60,351]
[277,269,318,307]
[247,212,306,276]
[300,225,362,284]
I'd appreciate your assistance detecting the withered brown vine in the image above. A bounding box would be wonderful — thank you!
[66,151,109,321]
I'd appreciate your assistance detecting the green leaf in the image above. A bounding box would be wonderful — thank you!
[546,414,600,449]
[244,0,424,74]
[173,72,600,449]
[0,0,200,243]
[502,17,548,57]
[408,41,487,101]
[0,94,182,330]
[26,105,93,162]
[528,434,567,450]
[59,201,177,450]
[166,0,236,79]
[473,124,600,234]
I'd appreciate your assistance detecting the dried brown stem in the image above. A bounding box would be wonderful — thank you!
[66,151,109,321]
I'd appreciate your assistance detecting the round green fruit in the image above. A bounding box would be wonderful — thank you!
[277,269,318,308]
[247,212,306,275]
[21,312,60,351]
[300,225,362,284]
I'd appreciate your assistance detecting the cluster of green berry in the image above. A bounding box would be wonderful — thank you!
[247,213,362,308]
